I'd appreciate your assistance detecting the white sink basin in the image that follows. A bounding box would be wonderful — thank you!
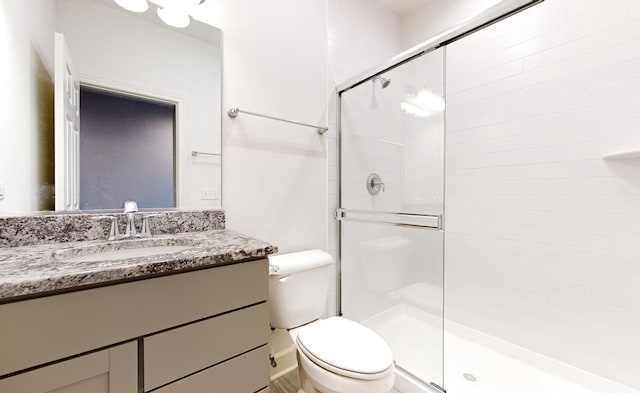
[63,245,191,263]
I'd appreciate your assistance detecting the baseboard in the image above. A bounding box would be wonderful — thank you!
[269,345,298,381]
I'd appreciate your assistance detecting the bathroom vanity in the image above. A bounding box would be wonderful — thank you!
[0,210,275,393]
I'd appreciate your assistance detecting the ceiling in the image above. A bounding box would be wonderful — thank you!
[377,0,435,16]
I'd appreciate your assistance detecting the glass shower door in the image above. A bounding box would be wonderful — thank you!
[338,48,445,391]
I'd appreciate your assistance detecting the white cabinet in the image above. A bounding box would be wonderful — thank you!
[0,259,269,393]
[0,342,137,393]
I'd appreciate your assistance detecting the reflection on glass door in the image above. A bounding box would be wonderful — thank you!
[338,48,445,391]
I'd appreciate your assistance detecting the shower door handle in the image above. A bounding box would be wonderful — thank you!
[335,208,441,230]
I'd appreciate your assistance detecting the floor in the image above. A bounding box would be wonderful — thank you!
[270,369,300,393]
[269,369,402,393]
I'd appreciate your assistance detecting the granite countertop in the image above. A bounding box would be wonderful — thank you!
[0,230,277,302]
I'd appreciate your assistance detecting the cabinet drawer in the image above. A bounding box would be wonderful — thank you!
[144,303,269,391]
[153,346,269,393]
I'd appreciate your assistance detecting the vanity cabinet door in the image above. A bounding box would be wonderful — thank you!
[0,342,136,393]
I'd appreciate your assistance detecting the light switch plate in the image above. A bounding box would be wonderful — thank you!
[202,187,219,200]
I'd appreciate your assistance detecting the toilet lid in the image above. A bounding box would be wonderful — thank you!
[296,317,394,377]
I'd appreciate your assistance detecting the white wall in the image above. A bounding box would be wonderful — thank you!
[57,0,222,211]
[199,0,328,256]
[195,0,328,375]
[445,0,640,388]
[327,0,404,316]
[0,0,55,213]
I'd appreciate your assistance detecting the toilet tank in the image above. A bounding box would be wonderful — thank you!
[268,250,334,329]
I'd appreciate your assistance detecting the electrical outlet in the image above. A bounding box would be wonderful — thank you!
[202,187,219,200]
[0,182,5,200]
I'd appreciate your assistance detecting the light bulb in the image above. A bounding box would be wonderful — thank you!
[157,6,190,28]
[114,0,148,13]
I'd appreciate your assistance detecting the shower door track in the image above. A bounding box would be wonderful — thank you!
[397,365,447,393]
[335,208,441,230]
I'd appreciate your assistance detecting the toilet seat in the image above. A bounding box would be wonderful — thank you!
[296,317,394,380]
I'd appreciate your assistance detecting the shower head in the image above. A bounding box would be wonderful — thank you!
[372,76,391,89]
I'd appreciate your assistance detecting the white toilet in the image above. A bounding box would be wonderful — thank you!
[269,249,395,393]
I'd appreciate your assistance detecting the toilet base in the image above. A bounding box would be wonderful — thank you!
[297,352,322,393]
[296,351,340,393]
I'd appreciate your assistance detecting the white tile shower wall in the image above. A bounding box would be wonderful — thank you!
[327,0,404,316]
[445,0,640,388]
[340,91,404,212]
[402,116,444,214]
[396,49,446,216]
[200,0,328,254]
[341,222,443,321]
[339,68,446,322]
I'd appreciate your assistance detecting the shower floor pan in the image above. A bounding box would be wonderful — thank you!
[362,304,638,393]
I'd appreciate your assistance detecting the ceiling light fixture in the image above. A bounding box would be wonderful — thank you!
[114,0,149,13]
[157,6,191,28]
[157,0,204,28]
[114,0,205,28]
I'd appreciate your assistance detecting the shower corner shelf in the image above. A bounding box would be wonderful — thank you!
[602,149,640,160]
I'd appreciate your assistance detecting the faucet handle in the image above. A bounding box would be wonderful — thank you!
[140,214,163,238]
[366,173,385,195]
[91,215,121,240]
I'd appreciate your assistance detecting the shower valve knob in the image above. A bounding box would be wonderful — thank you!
[367,173,385,195]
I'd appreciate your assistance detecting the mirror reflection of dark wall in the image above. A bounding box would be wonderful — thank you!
[79,87,175,210]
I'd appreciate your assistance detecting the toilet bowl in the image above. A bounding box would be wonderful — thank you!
[269,250,395,393]
[290,317,394,393]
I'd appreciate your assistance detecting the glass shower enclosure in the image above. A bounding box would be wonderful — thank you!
[337,48,445,392]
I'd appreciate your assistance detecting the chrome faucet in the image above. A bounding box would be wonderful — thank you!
[123,200,139,238]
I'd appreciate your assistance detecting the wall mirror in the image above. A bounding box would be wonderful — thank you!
[0,0,222,214]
